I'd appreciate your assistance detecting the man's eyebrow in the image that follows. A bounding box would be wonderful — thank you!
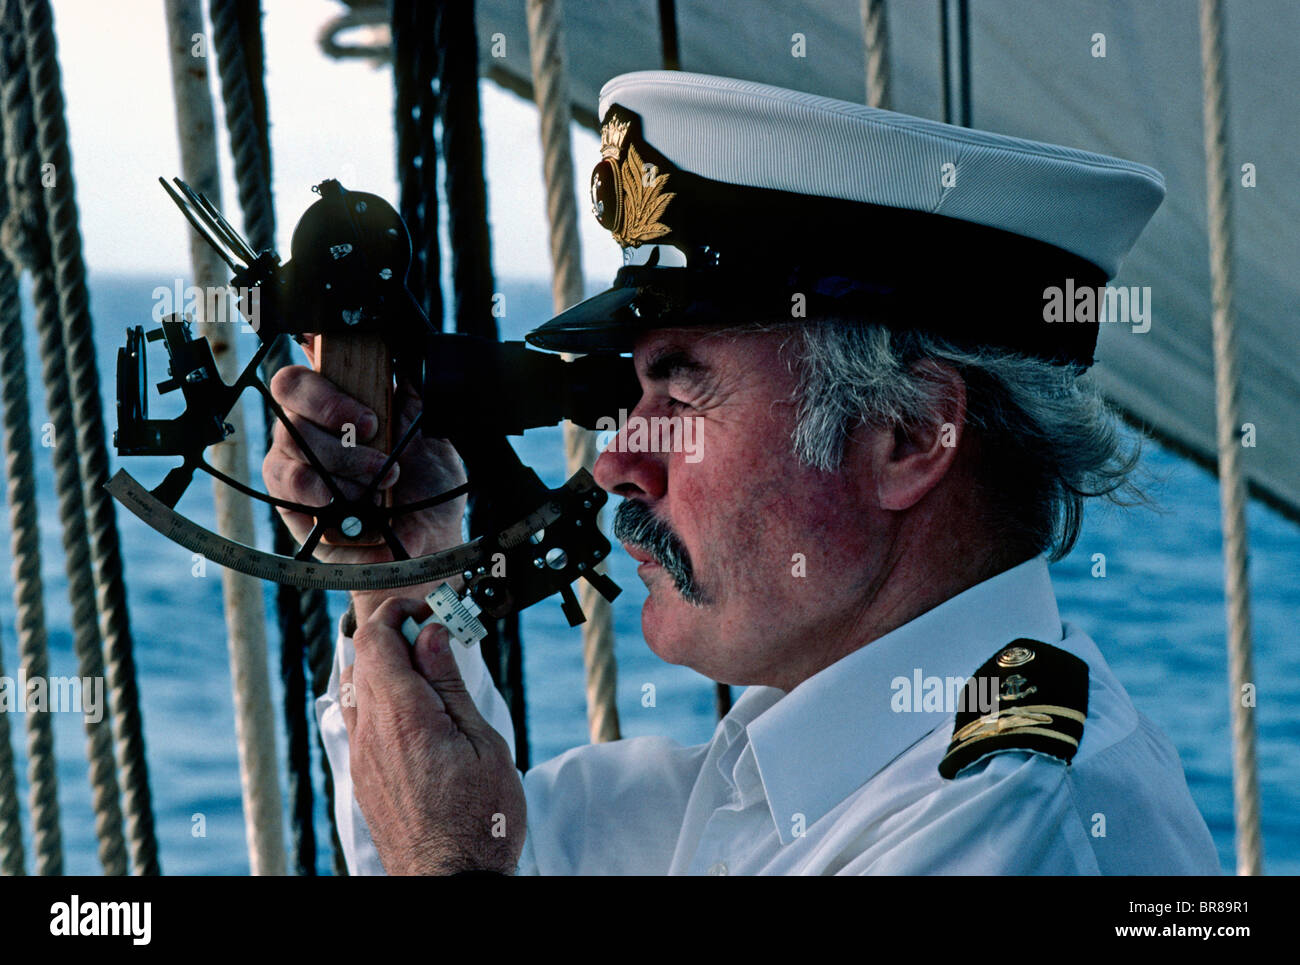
[641,348,711,384]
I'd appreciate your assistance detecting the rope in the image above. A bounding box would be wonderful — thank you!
[391,0,420,291]
[0,56,45,876]
[645,0,734,722]
[434,0,493,339]
[525,0,620,744]
[163,0,285,876]
[938,0,971,127]
[1198,0,1263,877]
[304,590,346,874]
[0,272,26,874]
[860,0,891,110]
[392,0,442,324]
[275,588,314,874]
[656,0,679,70]
[0,623,23,874]
[433,0,530,769]
[0,0,127,874]
[304,593,334,703]
[382,0,458,866]
[0,224,30,878]
[210,0,331,876]
[208,0,274,257]
[17,0,161,875]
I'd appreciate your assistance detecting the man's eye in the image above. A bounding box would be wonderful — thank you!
[666,397,690,410]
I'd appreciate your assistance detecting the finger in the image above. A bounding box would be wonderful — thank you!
[271,505,317,548]
[264,444,394,514]
[410,621,491,740]
[352,596,434,683]
[273,412,398,488]
[263,449,333,508]
[270,365,378,439]
[411,622,452,680]
[351,598,443,733]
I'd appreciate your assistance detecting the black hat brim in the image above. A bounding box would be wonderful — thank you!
[524,285,645,354]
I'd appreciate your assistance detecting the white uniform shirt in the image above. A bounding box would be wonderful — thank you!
[316,556,1220,875]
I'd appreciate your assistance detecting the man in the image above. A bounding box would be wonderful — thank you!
[265,72,1219,874]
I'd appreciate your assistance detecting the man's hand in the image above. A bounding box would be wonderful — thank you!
[263,335,468,623]
[340,598,526,875]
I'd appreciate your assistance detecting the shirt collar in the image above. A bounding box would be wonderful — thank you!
[745,555,1064,844]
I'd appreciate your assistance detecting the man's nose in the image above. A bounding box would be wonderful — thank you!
[592,412,667,501]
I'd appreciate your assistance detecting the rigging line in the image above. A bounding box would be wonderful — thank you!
[0,229,33,879]
[860,0,892,111]
[1198,0,1263,877]
[526,0,621,744]
[432,0,530,769]
[0,9,58,876]
[209,0,332,874]
[166,0,284,876]
[0,13,63,877]
[938,0,971,127]
[12,0,143,875]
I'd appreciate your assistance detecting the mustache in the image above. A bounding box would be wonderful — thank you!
[612,499,709,606]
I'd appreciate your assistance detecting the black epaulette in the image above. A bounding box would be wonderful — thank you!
[938,639,1089,779]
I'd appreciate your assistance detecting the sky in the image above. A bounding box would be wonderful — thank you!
[50,0,622,287]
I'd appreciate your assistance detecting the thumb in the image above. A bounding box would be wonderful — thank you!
[411,623,489,737]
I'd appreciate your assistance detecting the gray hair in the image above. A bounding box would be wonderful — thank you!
[772,319,1143,562]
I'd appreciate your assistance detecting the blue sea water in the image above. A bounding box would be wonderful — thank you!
[0,273,1295,875]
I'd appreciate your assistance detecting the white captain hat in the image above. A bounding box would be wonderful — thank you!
[525,71,1165,369]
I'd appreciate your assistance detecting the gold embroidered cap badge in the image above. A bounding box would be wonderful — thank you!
[591,115,676,248]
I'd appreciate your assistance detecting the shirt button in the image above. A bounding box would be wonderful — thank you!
[707,861,728,876]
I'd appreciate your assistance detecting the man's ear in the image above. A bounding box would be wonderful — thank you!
[871,360,968,511]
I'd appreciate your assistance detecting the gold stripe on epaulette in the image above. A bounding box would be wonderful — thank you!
[952,708,1053,743]
[948,726,1080,756]
[1005,704,1086,724]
